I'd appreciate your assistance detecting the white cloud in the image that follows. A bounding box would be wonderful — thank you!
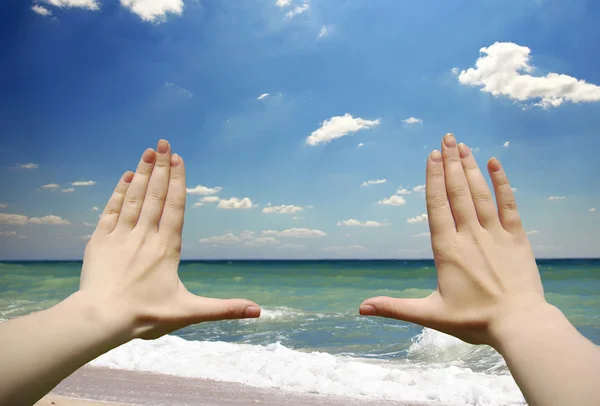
[291,215,303,220]
[199,233,241,244]
[71,180,96,186]
[412,185,426,192]
[28,215,71,225]
[201,196,220,203]
[278,228,327,238]
[413,232,431,238]
[41,183,60,190]
[457,42,600,108]
[337,219,386,227]
[590,208,596,212]
[378,195,406,206]
[239,230,256,240]
[261,230,279,236]
[306,113,380,146]
[511,187,518,192]
[79,234,93,240]
[262,204,303,214]
[163,82,192,99]
[32,5,52,16]
[357,143,364,148]
[0,214,28,225]
[318,25,330,38]
[192,203,204,208]
[396,187,411,195]
[43,0,99,10]
[275,0,291,6]
[403,117,423,125]
[217,197,255,209]
[548,196,566,201]
[451,67,459,75]
[62,188,75,193]
[526,229,539,235]
[257,93,269,100]
[361,179,387,187]
[16,163,39,169]
[0,204,7,208]
[120,0,183,23]
[83,222,95,227]
[407,213,428,224]
[186,185,222,195]
[0,231,17,237]
[471,147,480,153]
[503,141,510,148]
[91,206,99,211]
[285,3,309,18]
[244,237,280,246]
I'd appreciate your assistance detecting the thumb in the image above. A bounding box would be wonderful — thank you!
[359,295,438,327]
[181,293,261,323]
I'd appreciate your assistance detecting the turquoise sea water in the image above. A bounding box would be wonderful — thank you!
[1,259,599,405]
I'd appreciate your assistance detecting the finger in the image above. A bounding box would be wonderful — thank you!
[442,134,478,230]
[182,294,261,323]
[426,149,456,240]
[116,148,156,230]
[359,295,439,327]
[95,171,134,235]
[137,140,171,231]
[457,143,502,230]
[488,157,523,234]
[158,153,186,248]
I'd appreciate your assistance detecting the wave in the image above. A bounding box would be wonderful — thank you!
[90,329,524,405]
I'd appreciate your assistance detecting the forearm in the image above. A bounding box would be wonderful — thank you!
[490,303,600,406]
[0,292,131,406]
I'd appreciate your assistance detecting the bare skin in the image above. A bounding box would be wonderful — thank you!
[0,140,261,406]
[360,133,600,406]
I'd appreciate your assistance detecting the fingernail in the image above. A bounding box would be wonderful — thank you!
[122,171,134,183]
[244,306,261,318]
[157,140,169,154]
[488,157,502,172]
[458,143,470,158]
[443,133,456,148]
[430,150,442,163]
[171,153,181,167]
[142,149,156,164]
[359,304,377,316]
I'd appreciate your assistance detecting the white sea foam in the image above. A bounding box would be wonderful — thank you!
[90,328,525,406]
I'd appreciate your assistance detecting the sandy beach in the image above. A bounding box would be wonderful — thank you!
[35,366,430,406]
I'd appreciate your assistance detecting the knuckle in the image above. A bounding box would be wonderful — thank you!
[427,194,449,211]
[447,184,469,199]
[126,195,140,207]
[165,197,185,211]
[501,199,518,211]
[471,190,492,204]
[149,188,166,201]
[494,175,510,188]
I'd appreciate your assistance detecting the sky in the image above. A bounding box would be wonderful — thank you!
[1,0,600,260]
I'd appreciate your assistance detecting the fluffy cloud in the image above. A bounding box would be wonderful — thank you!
[0,231,17,237]
[548,196,566,201]
[120,0,183,23]
[511,187,518,192]
[244,237,280,246]
[357,143,364,148]
[62,188,75,193]
[278,228,327,237]
[186,185,222,195]
[43,0,99,10]
[16,163,39,169]
[378,195,406,206]
[318,25,330,38]
[503,141,510,148]
[199,233,241,244]
[217,197,255,209]
[32,5,52,16]
[403,117,423,125]
[28,215,71,225]
[526,230,540,235]
[591,208,597,212]
[285,3,309,18]
[457,42,600,108]
[91,206,99,211]
[306,114,380,146]
[71,180,96,186]
[412,185,426,192]
[407,213,428,224]
[41,183,60,190]
[257,93,269,100]
[413,232,431,238]
[361,179,387,187]
[0,214,28,225]
[262,204,303,214]
[262,230,279,236]
[337,219,386,227]
[396,187,411,195]
[275,0,291,6]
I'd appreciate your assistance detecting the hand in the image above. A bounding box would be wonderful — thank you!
[78,140,261,340]
[360,133,547,346]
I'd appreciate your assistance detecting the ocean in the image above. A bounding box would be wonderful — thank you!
[1,259,599,405]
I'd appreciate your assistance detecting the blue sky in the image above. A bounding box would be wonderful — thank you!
[1,0,599,260]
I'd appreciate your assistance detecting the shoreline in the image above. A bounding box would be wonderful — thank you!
[37,366,434,406]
